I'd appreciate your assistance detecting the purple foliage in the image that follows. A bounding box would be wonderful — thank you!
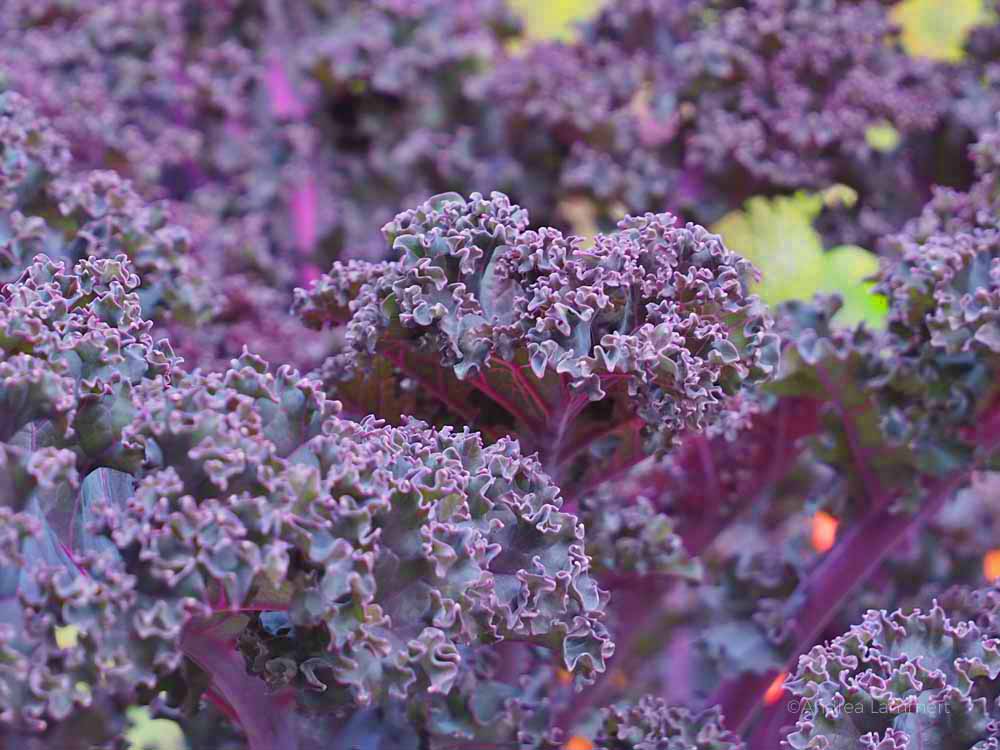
[3,2,1000,750]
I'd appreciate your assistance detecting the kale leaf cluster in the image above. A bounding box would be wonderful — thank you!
[3,2,1000,749]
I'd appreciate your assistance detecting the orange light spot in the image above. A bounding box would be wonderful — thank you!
[811,511,839,553]
[984,550,1000,582]
[557,668,572,686]
[764,672,788,705]
[610,669,628,689]
[565,737,594,750]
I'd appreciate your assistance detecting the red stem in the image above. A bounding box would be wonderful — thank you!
[556,415,643,466]
[679,399,801,555]
[470,371,543,433]
[380,346,479,424]
[563,427,649,506]
[181,626,298,750]
[815,365,881,503]
[205,687,241,722]
[493,358,552,421]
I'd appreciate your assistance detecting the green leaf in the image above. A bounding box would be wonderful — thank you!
[820,245,888,328]
[125,706,187,750]
[508,0,603,40]
[865,121,901,152]
[712,192,888,329]
[891,0,991,62]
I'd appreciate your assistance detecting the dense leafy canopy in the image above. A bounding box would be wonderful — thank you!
[2,2,1000,750]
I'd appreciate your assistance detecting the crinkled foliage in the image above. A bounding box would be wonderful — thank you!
[785,606,1000,749]
[4,4,1000,750]
[0,92,210,327]
[596,696,743,750]
[298,190,779,492]
[0,255,614,750]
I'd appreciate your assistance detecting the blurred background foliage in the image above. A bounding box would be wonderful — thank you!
[510,0,988,329]
[125,1,984,747]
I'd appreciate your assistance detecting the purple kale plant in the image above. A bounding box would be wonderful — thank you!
[3,2,1000,750]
